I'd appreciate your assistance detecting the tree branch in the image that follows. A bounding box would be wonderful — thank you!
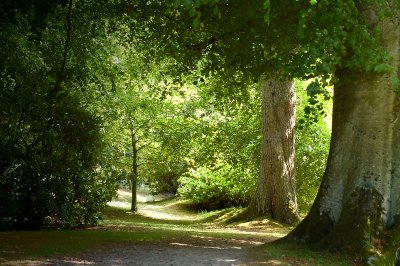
[137,142,152,151]
[49,0,73,97]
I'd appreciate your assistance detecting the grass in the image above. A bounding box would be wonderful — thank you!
[251,242,357,266]
[0,192,355,265]
[0,230,168,260]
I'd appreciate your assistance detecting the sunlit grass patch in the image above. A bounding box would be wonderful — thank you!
[249,241,354,266]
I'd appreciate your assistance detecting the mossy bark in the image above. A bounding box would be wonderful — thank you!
[249,78,300,225]
[287,2,400,255]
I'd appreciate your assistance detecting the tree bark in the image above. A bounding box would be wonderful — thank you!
[249,78,300,225]
[287,2,400,255]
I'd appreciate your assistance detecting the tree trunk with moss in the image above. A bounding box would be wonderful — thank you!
[249,78,300,225]
[287,3,400,255]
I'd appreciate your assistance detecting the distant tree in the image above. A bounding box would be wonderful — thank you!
[250,78,299,224]
[108,85,161,212]
[94,39,165,211]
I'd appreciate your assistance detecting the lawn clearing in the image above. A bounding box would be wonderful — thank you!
[0,191,354,265]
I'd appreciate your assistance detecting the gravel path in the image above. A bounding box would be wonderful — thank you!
[3,192,285,266]
[50,244,250,265]
[14,237,267,266]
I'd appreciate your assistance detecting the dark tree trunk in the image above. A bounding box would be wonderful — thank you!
[249,78,300,225]
[287,2,400,255]
[50,0,73,97]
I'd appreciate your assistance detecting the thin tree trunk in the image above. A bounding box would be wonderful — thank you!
[249,78,299,225]
[130,128,138,212]
[287,2,400,255]
[50,0,73,97]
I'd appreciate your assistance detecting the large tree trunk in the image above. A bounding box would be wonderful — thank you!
[249,78,299,225]
[287,3,400,255]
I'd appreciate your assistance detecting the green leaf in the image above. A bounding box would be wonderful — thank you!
[310,0,317,5]
[308,97,318,105]
[306,82,321,96]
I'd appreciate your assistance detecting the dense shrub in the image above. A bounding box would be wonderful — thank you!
[178,163,255,210]
[149,171,181,194]
[0,8,118,230]
[0,93,117,230]
[144,152,189,195]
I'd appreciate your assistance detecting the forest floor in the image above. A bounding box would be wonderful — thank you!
[0,189,354,265]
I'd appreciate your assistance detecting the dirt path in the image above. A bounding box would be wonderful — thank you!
[4,191,289,265]
[40,238,268,265]
[11,233,273,265]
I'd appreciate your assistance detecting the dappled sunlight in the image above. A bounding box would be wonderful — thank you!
[0,259,95,265]
[227,220,291,239]
[190,235,263,247]
[216,258,240,263]
[107,190,198,221]
[209,208,244,223]
[169,242,236,250]
[102,190,292,242]
[137,208,191,220]
[249,259,286,265]
[136,200,203,221]
[0,260,54,265]
[107,200,131,209]
[108,189,154,207]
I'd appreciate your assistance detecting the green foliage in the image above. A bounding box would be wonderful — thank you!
[295,122,330,214]
[292,0,395,89]
[92,33,184,195]
[174,78,331,213]
[295,80,331,214]
[145,114,191,194]
[178,163,255,210]
[171,75,260,209]
[371,226,400,265]
[364,203,400,264]
[0,92,116,229]
[0,2,117,230]
[172,0,394,89]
